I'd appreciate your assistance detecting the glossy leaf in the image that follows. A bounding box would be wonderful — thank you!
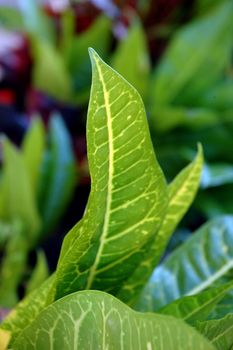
[136,216,233,311]
[1,139,40,240]
[117,146,203,304]
[51,49,167,301]
[111,20,150,99]
[13,291,214,350]
[195,314,233,350]
[22,118,46,193]
[0,275,54,346]
[149,1,233,106]
[159,281,233,324]
[38,115,76,236]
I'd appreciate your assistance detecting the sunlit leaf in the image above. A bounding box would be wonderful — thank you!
[13,291,214,350]
[117,146,203,305]
[0,276,54,345]
[51,49,167,301]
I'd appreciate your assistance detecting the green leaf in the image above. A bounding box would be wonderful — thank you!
[51,49,167,301]
[197,79,233,110]
[0,275,54,346]
[1,139,41,240]
[22,117,46,193]
[38,115,76,236]
[32,40,72,103]
[201,163,233,189]
[0,221,27,308]
[13,290,215,350]
[149,1,233,106]
[65,15,111,103]
[158,281,233,324]
[111,20,150,100]
[195,313,233,350]
[117,145,203,304]
[149,106,219,132]
[0,7,24,30]
[26,250,49,295]
[136,216,233,311]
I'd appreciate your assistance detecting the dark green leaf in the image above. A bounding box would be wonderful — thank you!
[195,313,233,350]
[39,115,76,235]
[0,221,28,308]
[159,281,233,324]
[149,1,233,106]
[111,20,150,99]
[136,216,233,311]
[117,145,203,305]
[26,250,49,295]
[22,117,46,193]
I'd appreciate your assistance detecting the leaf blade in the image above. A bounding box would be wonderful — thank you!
[117,145,203,304]
[195,314,233,350]
[158,281,233,324]
[136,216,233,311]
[13,290,215,350]
[52,49,167,300]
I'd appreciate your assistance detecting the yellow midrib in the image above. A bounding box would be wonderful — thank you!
[86,57,114,289]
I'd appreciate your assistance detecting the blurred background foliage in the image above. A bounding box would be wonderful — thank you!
[0,0,232,307]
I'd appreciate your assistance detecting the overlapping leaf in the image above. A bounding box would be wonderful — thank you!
[136,216,233,311]
[158,281,233,324]
[195,313,233,350]
[117,145,203,304]
[0,275,54,345]
[13,291,214,350]
[51,49,167,301]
